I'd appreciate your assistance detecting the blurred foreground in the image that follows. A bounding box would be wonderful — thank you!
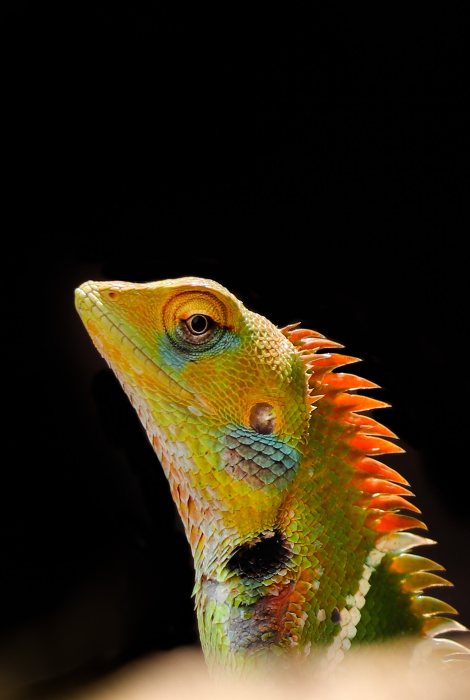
[5,637,468,700]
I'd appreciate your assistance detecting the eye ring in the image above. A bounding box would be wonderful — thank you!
[186,314,211,336]
[162,291,228,353]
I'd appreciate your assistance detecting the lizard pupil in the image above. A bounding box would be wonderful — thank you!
[187,314,210,335]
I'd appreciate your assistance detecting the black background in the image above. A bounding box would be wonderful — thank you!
[2,5,469,697]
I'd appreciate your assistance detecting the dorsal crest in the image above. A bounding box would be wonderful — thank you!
[282,323,467,651]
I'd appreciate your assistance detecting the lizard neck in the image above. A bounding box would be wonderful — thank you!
[195,438,421,673]
[115,355,428,673]
[194,441,380,671]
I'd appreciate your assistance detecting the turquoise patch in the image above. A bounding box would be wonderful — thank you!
[157,330,240,370]
[222,426,300,489]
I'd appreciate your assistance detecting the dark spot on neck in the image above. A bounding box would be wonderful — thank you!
[331,607,341,624]
[227,530,291,580]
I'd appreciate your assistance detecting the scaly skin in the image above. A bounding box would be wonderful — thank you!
[75,277,466,672]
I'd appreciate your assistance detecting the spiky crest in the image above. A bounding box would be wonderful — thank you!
[282,324,468,655]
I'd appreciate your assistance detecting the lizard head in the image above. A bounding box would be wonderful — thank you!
[75,277,310,578]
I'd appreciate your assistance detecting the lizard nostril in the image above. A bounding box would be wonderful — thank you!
[107,291,119,300]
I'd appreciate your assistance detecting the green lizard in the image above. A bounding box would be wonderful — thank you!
[75,276,466,672]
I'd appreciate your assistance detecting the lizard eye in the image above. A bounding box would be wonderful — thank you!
[178,314,217,345]
[186,314,212,336]
[164,291,231,355]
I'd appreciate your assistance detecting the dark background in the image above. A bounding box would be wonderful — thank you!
[2,5,469,698]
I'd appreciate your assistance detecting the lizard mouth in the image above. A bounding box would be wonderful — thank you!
[75,282,198,406]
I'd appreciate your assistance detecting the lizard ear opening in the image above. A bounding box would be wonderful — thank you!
[249,402,276,434]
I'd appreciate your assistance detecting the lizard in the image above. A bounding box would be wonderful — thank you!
[75,276,467,673]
